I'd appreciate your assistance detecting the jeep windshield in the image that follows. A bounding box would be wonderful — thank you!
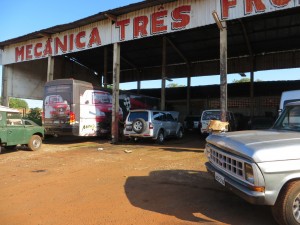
[273,103,300,132]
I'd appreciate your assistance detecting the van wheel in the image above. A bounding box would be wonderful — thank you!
[28,135,42,151]
[132,118,146,134]
[272,181,300,225]
[156,130,164,144]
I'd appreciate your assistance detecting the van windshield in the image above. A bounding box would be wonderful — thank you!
[202,111,221,120]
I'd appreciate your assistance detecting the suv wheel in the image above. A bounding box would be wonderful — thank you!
[272,181,300,225]
[28,135,42,151]
[132,118,146,134]
[177,128,183,139]
[156,130,164,144]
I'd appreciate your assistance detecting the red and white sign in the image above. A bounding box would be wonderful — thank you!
[1,0,299,65]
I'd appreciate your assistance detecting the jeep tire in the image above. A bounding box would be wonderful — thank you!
[272,180,300,225]
[132,118,146,134]
[156,130,164,144]
[177,128,183,139]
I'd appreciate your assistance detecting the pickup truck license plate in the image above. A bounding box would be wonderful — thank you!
[215,172,225,186]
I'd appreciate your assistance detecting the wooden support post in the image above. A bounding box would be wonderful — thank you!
[220,22,228,122]
[104,47,108,88]
[187,65,191,115]
[137,70,141,94]
[1,65,9,106]
[161,36,166,111]
[111,43,120,144]
[250,70,254,119]
[47,56,54,82]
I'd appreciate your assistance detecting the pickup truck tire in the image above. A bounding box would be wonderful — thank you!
[272,181,300,225]
[156,130,164,144]
[132,118,146,134]
[28,135,42,151]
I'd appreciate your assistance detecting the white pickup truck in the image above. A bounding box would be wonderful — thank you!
[205,101,300,225]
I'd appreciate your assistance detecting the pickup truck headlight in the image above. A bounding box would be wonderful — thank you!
[205,144,211,159]
[245,163,254,184]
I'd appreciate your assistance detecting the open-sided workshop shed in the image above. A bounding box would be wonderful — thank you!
[1,0,300,140]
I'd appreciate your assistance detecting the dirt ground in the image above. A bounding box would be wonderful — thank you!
[0,132,277,225]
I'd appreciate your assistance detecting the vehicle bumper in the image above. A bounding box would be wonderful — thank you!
[205,162,266,205]
[45,127,78,136]
[124,133,155,139]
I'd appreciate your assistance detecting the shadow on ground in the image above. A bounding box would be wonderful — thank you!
[125,170,277,225]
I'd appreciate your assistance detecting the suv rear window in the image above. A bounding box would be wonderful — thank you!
[202,111,221,120]
[128,111,148,122]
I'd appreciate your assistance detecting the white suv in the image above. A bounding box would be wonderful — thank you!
[123,109,183,144]
[199,109,237,135]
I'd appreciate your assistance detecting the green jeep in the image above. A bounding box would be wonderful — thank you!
[0,106,44,153]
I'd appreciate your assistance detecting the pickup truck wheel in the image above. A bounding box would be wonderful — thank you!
[28,135,42,151]
[272,181,300,225]
[132,118,146,134]
[156,130,164,144]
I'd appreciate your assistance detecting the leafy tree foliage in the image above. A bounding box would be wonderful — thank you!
[9,98,28,109]
[167,83,186,88]
[25,107,42,125]
[232,78,263,83]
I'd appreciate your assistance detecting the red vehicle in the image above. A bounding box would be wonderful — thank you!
[43,79,159,137]
[44,95,70,121]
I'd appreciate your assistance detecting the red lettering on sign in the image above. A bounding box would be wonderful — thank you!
[88,27,101,47]
[76,31,86,49]
[151,10,168,34]
[34,43,43,58]
[43,39,53,56]
[221,0,237,19]
[270,0,290,7]
[15,46,24,62]
[171,5,191,30]
[25,44,33,60]
[55,35,68,54]
[69,34,74,51]
[245,0,266,14]
[133,16,148,38]
[116,19,130,41]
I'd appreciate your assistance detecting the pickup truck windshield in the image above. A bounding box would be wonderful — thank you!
[273,104,300,132]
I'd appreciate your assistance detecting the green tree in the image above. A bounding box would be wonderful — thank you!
[26,107,42,125]
[9,98,28,109]
[232,78,263,83]
[167,83,186,88]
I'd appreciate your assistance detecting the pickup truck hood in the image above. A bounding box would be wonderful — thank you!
[206,130,300,162]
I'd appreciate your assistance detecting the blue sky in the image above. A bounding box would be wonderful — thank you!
[0,0,299,108]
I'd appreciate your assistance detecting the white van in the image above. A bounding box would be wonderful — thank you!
[279,90,300,114]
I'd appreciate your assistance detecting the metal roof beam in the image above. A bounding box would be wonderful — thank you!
[239,19,253,57]
[165,36,189,66]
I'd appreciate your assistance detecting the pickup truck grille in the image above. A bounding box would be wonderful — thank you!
[208,145,244,179]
